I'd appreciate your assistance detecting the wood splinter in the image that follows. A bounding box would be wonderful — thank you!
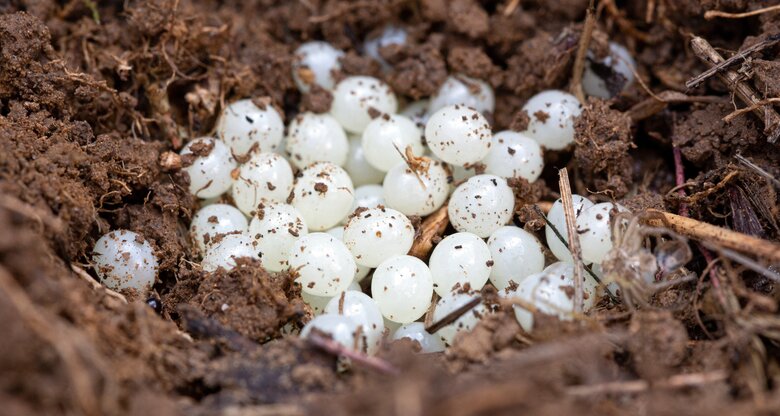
[687,35,780,143]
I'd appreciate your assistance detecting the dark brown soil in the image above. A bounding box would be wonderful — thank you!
[2,0,780,415]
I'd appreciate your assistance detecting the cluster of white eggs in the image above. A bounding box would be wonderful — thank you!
[90,34,634,354]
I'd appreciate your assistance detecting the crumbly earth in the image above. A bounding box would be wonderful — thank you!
[1,1,780,415]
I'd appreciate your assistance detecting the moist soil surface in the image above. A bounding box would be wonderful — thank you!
[2,1,780,415]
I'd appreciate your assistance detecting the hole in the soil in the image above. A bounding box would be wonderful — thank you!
[0,100,9,117]
[176,378,222,401]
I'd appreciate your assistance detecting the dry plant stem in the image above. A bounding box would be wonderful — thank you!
[735,154,780,188]
[503,0,520,16]
[645,210,780,264]
[307,333,399,375]
[425,296,482,334]
[70,264,128,304]
[566,370,728,396]
[570,0,597,104]
[723,98,780,123]
[685,34,780,89]
[704,4,780,20]
[702,242,780,283]
[627,91,723,122]
[558,168,584,313]
[688,36,780,143]
[408,205,449,259]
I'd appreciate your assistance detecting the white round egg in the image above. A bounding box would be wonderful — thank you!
[92,230,158,291]
[180,137,236,199]
[400,99,431,128]
[432,291,487,345]
[361,114,424,171]
[582,42,636,99]
[325,290,384,354]
[201,233,260,272]
[231,152,294,216]
[483,131,544,182]
[486,226,545,291]
[343,207,415,268]
[392,322,445,353]
[248,203,308,272]
[429,232,492,296]
[292,162,354,231]
[344,135,386,186]
[545,194,594,263]
[425,105,492,166]
[325,226,371,282]
[577,202,629,264]
[348,184,385,216]
[372,255,434,323]
[383,159,449,216]
[331,76,398,134]
[216,99,285,157]
[429,75,495,116]
[300,314,361,351]
[286,112,349,169]
[363,26,407,69]
[292,41,344,93]
[448,174,515,238]
[302,280,361,316]
[522,90,582,150]
[290,232,356,297]
[190,204,249,254]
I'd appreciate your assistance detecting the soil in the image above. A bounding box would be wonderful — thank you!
[2,1,780,415]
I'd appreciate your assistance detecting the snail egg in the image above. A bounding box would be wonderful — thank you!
[302,280,361,316]
[344,135,386,187]
[292,162,355,231]
[180,137,236,199]
[383,159,449,216]
[201,233,259,272]
[331,76,398,134]
[249,203,308,272]
[582,42,636,99]
[486,226,545,291]
[231,152,294,216]
[576,202,629,264]
[325,226,371,282]
[522,90,582,150]
[286,112,349,169]
[545,194,594,263]
[301,314,362,351]
[372,255,434,323]
[448,174,515,238]
[425,105,492,166]
[429,232,492,296]
[362,114,424,172]
[392,322,445,353]
[292,41,344,93]
[429,75,495,116]
[483,130,544,182]
[190,204,249,254]
[433,292,487,345]
[325,290,384,354]
[343,207,415,268]
[216,99,284,157]
[290,232,356,297]
[92,230,158,292]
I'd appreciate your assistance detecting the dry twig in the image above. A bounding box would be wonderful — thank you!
[566,370,728,396]
[558,169,585,313]
[704,4,780,20]
[307,332,399,375]
[408,205,449,259]
[425,296,482,334]
[570,0,597,104]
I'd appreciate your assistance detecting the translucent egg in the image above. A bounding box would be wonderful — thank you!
[302,280,361,316]
[383,160,449,216]
[92,230,158,291]
[248,203,308,272]
[429,232,492,296]
[292,162,355,231]
[486,226,545,291]
[331,76,398,134]
[429,75,495,116]
[372,255,434,323]
[348,184,385,217]
[483,131,544,182]
[325,226,371,281]
[433,291,487,345]
[300,314,361,351]
[545,194,594,263]
[392,322,445,353]
[576,202,629,264]
[216,99,285,157]
[448,174,515,238]
[505,262,599,332]
[344,136,386,187]
[343,207,415,268]
[190,204,249,254]
[180,137,236,199]
[400,100,431,128]
[231,152,294,216]
[286,112,349,169]
[363,26,407,69]
[325,290,384,354]
[384,317,403,334]
[290,232,356,297]
[292,41,344,93]
[361,114,424,171]
[425,105,492,166]
[522,90,582,150]
[201,233,260,272]
[582,42,636,99]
